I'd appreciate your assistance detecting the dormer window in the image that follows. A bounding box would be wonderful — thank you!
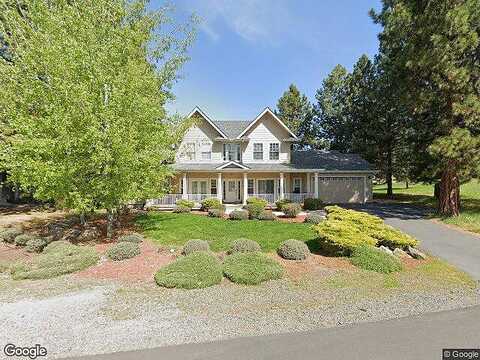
[269,143,279,160]
[223,143,241,162]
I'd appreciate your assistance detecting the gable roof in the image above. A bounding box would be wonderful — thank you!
[236,108,298,140]
[187,107,228,139]
[215,161,250,170]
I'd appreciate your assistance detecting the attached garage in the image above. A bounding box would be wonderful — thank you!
[318,176,366,204]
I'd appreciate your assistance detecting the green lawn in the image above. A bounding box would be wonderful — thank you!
[373,180,480,234]
[136,212,317,252]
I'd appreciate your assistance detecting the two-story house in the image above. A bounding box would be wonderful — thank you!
[151,106,375,206]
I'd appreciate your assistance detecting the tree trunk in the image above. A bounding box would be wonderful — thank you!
[386,146,393,197]
[438,168,460,216]
[405,179,409,189]
[80,213,86,227]
[106,209,114,238]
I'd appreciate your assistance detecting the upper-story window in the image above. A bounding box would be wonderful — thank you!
[269,143,279,160]
[201,151,211,160]
[223,143,241,162]
[185,142,195,160]
[253,143,263,160]
[200,140,211,161]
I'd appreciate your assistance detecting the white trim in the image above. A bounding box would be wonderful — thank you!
[187,106,228,139]
[236,108,298,139]
[364,175,367,203]
[215,161,250,170]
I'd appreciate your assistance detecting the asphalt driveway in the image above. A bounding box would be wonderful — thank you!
[347,202,480,280]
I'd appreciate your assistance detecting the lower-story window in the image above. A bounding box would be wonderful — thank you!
[192,180,208,194]
[247,179,254,195]
[293,178,302,193]
[210,179,217,195]
[257,179,274,194]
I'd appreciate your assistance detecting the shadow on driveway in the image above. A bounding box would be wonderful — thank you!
[343,202,431,220]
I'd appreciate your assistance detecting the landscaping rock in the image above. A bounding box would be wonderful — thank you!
[393,248,411,258]
[62,228,82,242]
[47,223,68,240]
[407,246,427,260]
[77,227,101,242]
[379,245,393,256]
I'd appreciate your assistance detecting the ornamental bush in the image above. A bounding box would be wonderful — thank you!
[25,238,47,253]
[350,245,403,273]
[223,252,284,285]
[229,210,249,220]
[304,213,324,224]
[208,208,224,218]
[303,198,323,210]
[201,198,222,211]
[154,252,223,289]
[246,197,268,208]
[118,233,143,243]
[277,239,310,260]
[106,242,140,261]
[257,210,276,221]
[182,239,210,255]
[275,198,292,211]
[0,228,22,243]
[245,203,265,219]
[175,199,195,209]
[14,234,36,246]
[228,238,261,254]
[173,205,191,213]
[282,203,301,218]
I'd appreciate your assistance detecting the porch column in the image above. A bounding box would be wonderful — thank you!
[314,172,319,198]
[306,173,311,194]
[217,173,223,203]
[182,173,187,199]
[279,172,284,200]
[243,173,248,205]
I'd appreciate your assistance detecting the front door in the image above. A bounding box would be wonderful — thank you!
[224,180,240,203]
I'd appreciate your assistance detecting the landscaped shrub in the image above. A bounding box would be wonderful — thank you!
[244,203,265,219]
[25,238,47,253]
[275,198,292,211]
[257,210,276,221]
[11,242,99,280]
[350,245,403,273]
[314,206,418,255]
[182,239,210,255]
[14,234,36,246]
[154,251,223,289]
[304,213,323,224]
[246,197,268,208]
[303,198,323,210]
[106,242,140,261]
[228,238,261,254]
[201,198,222,211]
[208,208,224,218]
[223,252,284,285]
[173,205,191,213]
[277,239,310,260]
[176,199,195,209]
[282,203,302,218]
[229,210,249,220]
[0,228,22,243]
[118,233,144,243]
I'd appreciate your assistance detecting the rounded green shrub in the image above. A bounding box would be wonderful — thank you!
[246,197,268,207]
[0,228,23,243]
[244,203,265,219]
[275,198,292,211]
[208,208,224,218]
[106,242,140,261]
[228,238,261,254]
[257,210,276,221]
[350,245,403,273]
[154,251,223,289]
[303,198,324,211]
[118,233,143,243]
[176,199,195,208]
[282,203,301,218]
[201,198,221,211]
[173,205,191,213]
[14,234,36,246]
[277,239,310,260]
[304,213,324,224]
[229,210,248,220]
[25,238,48,253]
[182,239,210,255]
[223,252,284,285]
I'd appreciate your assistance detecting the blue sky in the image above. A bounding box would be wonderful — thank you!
[159,0,382,120]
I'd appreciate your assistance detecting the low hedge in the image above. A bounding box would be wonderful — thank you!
[176,199,195,208]
[106,242,140,261]
[201,198,222,211]
[282,203,301,218]
[277,239,310,260]
[14,234,36,246]
[275,198,292,211]
[154,251,223,289]
[246,197,268,208]
[223,252,284,285]
[118,233,143,243]
[208,208,224,218]
[0,228,23,243]
[229,210,249,220]
[25,238,47,253]
[173,205,191,213]
[182,239,210,255]
[304,213,323,224]
[303,198,323,210]
[228,238,261,254]
[350,245,403,273]
[244,203,265,219]
[257,210,276,221]
[314,206,418,255]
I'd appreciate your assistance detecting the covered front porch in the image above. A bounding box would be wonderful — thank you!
[147,171,319,207]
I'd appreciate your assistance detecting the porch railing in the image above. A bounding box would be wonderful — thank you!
[252,193,276,205]
[284,192,315,203]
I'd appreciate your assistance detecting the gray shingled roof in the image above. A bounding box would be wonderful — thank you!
[174,149,373,172]
[213,121,251,138]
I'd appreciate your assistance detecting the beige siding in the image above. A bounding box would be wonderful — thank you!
[176,120,223,164]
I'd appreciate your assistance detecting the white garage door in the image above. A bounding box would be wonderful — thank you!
[318,176,365,204]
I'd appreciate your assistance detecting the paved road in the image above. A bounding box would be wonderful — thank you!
[68,305,480,360]
[347,202,480,280]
